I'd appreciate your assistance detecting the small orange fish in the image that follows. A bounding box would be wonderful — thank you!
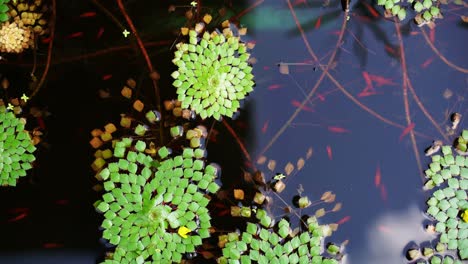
[7,212,28,222]
[315,16,322,29]
[399,122,415,141]
[96,27,105,39]
[79,12,97,18]
[261,120,268,134]
[268,84,282,90]
[374,164,381,187]
[66,32,84,39]
[291,100,314,112]
[326,145,332,160]
[102,74,112,81]
[336,215,351,225]
[421,58,433,68]
[327,126,350,133]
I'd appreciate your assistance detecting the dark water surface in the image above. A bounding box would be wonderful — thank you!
[0,0,467,263]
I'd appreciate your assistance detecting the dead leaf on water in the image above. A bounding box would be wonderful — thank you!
[203,14,213,24]
[443,88,453,99]
[297,158,305,170]
[257,156,267,165]
[267,159,276,171]
[329,223,339,231]
[234,189,244,200]
[285,162,294,176]
[279,63,289,75]
[315,208,326,217]
[325,193,336,203]
[332,202,342,212]
[321,191,332,201]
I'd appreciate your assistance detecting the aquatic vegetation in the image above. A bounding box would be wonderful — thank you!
[0,0,10,22]
[0,0,49,53]
[376,0,444,26]
[0,105,36,186]
[0,20,33,53]
[171,22,255,120]
[417,135,468,261]
[218,218,342,264]
[7,0,49,35]
[454,129,468,156]
[96,139,220,263]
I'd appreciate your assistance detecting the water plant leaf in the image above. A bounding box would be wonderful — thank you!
[315,208,326,218]
[297,158,305,171]
[285,162,294,176]
[267,159,276,171]
[332,203,342,212]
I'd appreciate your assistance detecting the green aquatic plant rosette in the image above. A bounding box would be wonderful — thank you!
[0,0,10,22]
[218,217,342,264]
[423,141,468,261]
[97,138,220,263]
[0,106,36,186]
[171,29,255,120]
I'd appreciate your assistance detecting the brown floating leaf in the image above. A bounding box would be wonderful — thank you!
[92,184,103,192]
[181,27,189,35]
[332,203,342,212]
[321,191,332,201]
[126,78,136,89]
[121,86,132,99]
[325,194,336,203]
[306,147,313,159]
[133,100,144,112]
[329,223,339,231]
[230,206,241,217]
[267,159,276,171]
[315,208,326,218]
[253,171,266,185]
[233,189,245,200]
[89,137,103,149]
[91,129,103,137]
[279,63,289,75]
[221,20,230,28]
[274,180,286,193]
[104,123,117,134]
[185,10,193,20]
[297,158,305,170]
[120,116,132,128]
[243,171,253,183]
[257,156,267,165]
[98,89,110,98]
[285,162,294,176]
[1,78,9,89]
[238,28,247,35]
[203,14,212,24]
[195,23,205,33]
[10,98,19,106]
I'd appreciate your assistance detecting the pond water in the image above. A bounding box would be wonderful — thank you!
[0,0,466,263]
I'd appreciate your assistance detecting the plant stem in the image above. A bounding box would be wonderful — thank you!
[116,0,164,144]
[30,0,56,98]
